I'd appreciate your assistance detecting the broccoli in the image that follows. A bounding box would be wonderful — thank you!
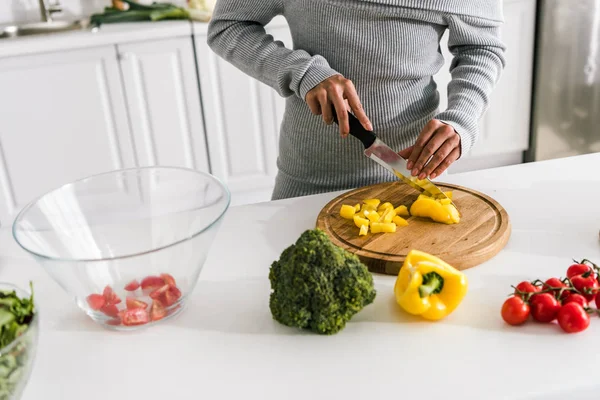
[268,229,376,335]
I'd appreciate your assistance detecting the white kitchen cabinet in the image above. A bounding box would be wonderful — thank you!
[436,0,536,172]
[0,46,136,223]
[117,37,210,172]
[194,19,292,206]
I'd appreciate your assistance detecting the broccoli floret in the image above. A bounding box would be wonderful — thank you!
[268,229,376,335]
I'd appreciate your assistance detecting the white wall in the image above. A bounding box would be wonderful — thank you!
[0,0,186,24]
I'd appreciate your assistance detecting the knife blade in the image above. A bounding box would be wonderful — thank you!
[332,110,459,211]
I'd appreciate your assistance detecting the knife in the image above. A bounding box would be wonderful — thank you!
[332,110,458,211]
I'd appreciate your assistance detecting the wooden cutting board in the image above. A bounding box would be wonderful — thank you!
[316,181,511,275]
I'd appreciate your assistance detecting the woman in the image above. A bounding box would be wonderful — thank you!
[207,0,506,200]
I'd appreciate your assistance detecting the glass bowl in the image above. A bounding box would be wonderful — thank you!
[12,167,230,330]
[0,283,39,400]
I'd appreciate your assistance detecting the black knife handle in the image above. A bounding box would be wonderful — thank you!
[331,110,377,149]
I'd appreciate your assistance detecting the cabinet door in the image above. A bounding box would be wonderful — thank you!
[0,46,135,223]
[434,0,536,159]
[117,37,210,172]
[195,18,293,205]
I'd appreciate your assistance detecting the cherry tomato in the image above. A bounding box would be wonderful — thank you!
[100,304,120,318]
[595,293,600,310]
[150,284,182,307]
[160,273,176,286]
[121,308,149,326]
[567,263,593,279]
[103,285,122,305]
[563,293,588,308]
[141,276,165,292]
[86,294,105,311]
[501,296,530,326]
[150,301,167,321]
[571,273,599,302]
[514,281,540,299]
[124,280,140,291]
[557,303,590,333]
[530,293,561,323]
[543,278,570,300]
[126,297,148,310]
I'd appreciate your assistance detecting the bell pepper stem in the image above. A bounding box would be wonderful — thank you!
[418,272,444,298]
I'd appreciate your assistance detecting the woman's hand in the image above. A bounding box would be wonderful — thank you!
[399,120,461,180]
[306,74,372,137]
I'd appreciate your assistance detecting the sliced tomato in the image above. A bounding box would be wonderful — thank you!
[160,273,176,286]
[106,318,122,326]
[121,308,149,326]
[100,304,120,318]
[149,284,169,300]
[150,284,182,307]
[141,276,165,292]
[103,285,122,305]
[86,294,106,311]
[150,301,167,321]
[124,280,140,291]
[126,297,148,310]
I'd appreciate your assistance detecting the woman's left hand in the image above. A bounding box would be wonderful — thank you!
[398,120,461,180]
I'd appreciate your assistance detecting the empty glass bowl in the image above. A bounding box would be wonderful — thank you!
[12,167,230,330]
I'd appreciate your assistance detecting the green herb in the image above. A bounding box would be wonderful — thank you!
[90,1,190,26]
[0,282,36,400]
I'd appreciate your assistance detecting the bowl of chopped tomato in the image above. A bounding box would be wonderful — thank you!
[12,167,230,330]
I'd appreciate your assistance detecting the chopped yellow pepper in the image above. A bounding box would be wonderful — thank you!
[394,250,468,321]
[353,215,369,228]
[394,205,410,217]
[370,222,396,233]
[381,208,396,223]
[363,198,381,208]
[354,203,361,212]
[359,224,369,236]
[444,191,453,200]
[410,195,460,224]
[340,204,356,219]
[393,216,409,226]
[377,202,394,212]
[367,211,380,223]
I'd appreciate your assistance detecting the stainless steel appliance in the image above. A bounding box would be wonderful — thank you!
[528,0,600,161]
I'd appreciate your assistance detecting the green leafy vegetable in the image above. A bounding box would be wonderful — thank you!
[0,282,36,400]
[90,1,190,26]
[269,229,376,335]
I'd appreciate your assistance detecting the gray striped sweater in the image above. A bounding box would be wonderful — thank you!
[207,0,506,200]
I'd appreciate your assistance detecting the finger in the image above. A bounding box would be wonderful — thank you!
[318,92,333,125]
[413,127,454,179]
[306,95,321,115]
[407,120,441,171]
[430,147,460,179]
[344,81,373,131]
[419,138,456,178]
[330,90,349,136]
[398,146,413,159]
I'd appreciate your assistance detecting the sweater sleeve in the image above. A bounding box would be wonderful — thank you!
[435,14,506,157]
[206,0,340,100]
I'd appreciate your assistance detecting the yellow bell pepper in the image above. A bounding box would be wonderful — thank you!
[394,250,468,320]
[367,211,381,223]
[370,222,396,233]
[340,204,356,219]
[354,203,361,212]
[353,215,369,228]
[359,224,369,236]
[394,205,410,217]
[363,198,381,208]
[380,207,396,223]
[393,215,409,226]
[409,195,460,225]
[444,191,453,200]
[377,202,394,212]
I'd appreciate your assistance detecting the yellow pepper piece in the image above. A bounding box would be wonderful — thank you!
[440,198,452,205]
[367,211,380,223]
[377,202,394,212]
[394,205,410,217]
[340,204,356,219]
[359,224,369,236]
[444,191,453,200]
[394,249,468,321]
[381,208,396,223]
[353,215,370,228]
[354,203,361,212]
[370,222,396,233]
[393,216,409,226]
[410,196,460,225]
[363,198,381,208]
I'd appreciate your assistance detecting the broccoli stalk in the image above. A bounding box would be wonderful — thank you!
[268,229,376,335]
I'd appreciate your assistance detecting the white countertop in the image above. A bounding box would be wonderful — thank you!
[2,153,600,400]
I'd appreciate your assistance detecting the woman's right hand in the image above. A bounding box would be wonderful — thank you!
[305,74,372,137]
